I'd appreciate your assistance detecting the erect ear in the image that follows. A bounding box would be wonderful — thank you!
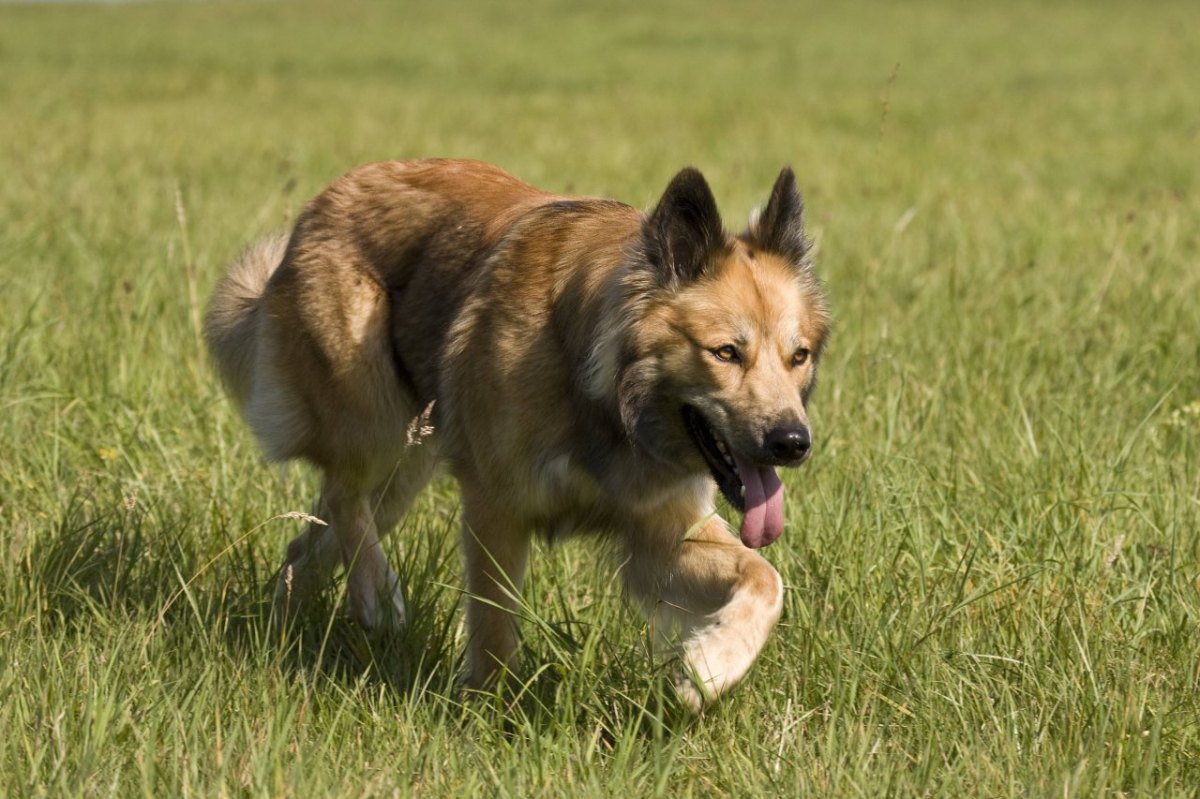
[750,166,809,265]
[643,167,726,284]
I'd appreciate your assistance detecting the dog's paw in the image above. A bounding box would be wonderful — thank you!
[381,583,408,630]
[348,577,407,633]
[671,667,712,715]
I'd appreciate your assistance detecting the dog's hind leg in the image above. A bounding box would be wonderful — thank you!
[274,409,436,630]
[623,515,784,714]
[325,478,408,632]
[275,494,340,619]
[371,438,440,539]
[330,442,440,627]
[275,475,409,632]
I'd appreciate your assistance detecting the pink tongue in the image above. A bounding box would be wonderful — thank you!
[732,453,785,548]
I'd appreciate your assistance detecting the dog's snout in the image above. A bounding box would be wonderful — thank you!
[765,425,811,464]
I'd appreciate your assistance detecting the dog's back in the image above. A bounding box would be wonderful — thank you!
[204,159,553,472]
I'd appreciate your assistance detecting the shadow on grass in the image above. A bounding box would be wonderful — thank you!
[17,491,461,695]
[15,491,692,734]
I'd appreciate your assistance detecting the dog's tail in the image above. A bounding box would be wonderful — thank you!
[203,233,289,409]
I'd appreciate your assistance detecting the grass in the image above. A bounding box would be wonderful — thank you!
[1,0,1198,795]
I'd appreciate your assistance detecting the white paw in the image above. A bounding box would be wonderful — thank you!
[348,573,407,632]
[672,669,710,715]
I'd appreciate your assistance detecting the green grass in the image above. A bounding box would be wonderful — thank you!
[2,0,1199,795]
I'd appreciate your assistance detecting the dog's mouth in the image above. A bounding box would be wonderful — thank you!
[682,405,785,549]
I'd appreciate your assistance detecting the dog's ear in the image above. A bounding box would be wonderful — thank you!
[749,166,809,266]
[643,167,726,284]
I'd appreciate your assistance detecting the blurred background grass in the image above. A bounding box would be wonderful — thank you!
[1,0,1198,795]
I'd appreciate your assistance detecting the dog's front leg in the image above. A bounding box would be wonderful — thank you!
[460,486,530,690]
[626,516,784,713]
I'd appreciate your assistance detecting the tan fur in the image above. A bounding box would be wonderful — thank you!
[203,233,290,410]
[205,159,829,711]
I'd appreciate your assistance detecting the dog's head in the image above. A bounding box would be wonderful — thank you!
[606,166,830,548]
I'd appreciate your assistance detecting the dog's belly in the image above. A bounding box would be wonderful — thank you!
[517,452,613,538]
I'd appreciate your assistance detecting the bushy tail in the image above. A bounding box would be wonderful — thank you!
[203,233,290,409]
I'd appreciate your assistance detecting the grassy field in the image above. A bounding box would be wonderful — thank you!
[2,0,1198,795]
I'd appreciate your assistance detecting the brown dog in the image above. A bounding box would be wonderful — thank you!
[205,160,830,711]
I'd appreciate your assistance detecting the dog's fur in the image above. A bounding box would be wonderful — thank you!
[205,159,829,711]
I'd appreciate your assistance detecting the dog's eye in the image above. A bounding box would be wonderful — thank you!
[792,348,810,367]
[711,345,741,363]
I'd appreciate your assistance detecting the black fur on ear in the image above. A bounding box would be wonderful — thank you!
[748,166,809,266]
[642,167,727,285]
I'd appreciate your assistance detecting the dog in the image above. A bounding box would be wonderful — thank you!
[204,159,830,711]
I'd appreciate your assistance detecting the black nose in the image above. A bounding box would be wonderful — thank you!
[765,426,811,463]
